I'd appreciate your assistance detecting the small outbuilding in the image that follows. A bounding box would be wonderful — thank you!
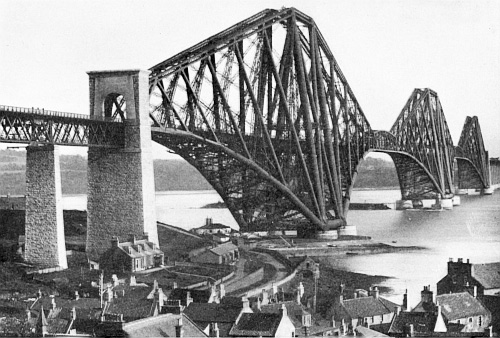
[193,218,232,235]
[191,242,239,265]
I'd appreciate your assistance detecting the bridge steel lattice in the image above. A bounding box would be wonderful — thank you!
[373,89,456,200]
[455,116,490,189]
[148,8,373,233]
[0,105,124,148]
[0,8,495,235]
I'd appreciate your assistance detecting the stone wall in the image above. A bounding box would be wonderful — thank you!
[86,70,158,261]
[24,145,67,268]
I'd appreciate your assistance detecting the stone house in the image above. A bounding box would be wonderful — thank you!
[100,234,164,272]
[437,258,500,296]
[183,296,253,337]
[193,218,232,235]
[436,292,491,332]
[191,242,239,265]
[389,285,492,336]
[332,286,399,332]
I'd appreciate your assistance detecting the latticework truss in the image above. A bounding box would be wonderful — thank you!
[0,106,124,148]
[149,7,373,231]
[388,89,455,199]
[456,116,489,189]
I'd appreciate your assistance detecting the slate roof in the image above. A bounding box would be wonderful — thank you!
[388,312,438,334]
[473,262,500,289]
[103,286,153,321]
[118,240,163,259]
[199,223,231,230]
[229,313,282,337]
[342,296,395,318]
[184,302,244,337]
[210,242,238,256]
[169,288,212,305]
[356,325,390,337]
[122,313,207,338]
[436,292,490,319]
[185,302,243,323]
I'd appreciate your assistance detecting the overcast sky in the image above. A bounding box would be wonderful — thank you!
[1,0,499,157]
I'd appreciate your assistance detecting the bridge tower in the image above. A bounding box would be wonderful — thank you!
[24,144,67,269]
[86,70,158,262]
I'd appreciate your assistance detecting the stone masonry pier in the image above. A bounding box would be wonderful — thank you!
[24,144,67,269]
[86,70,158,262]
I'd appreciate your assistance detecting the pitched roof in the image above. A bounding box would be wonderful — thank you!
[169,288,212,305]
[184,302,243,323]
[342,296,395,318]
[104,286,153,321]
[436,292,490,319]
[388,312,438,334]
[122,313,207,338]
[117,240,163,258]
[356,325,390,337]
[210,242,238,256]
[473,262,500,289]
[184,302,244,337]
[229,313,283,337]
[199,222,231,230]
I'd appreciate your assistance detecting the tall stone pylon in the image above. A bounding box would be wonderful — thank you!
[86,70,158,262]
[24,144,68,269]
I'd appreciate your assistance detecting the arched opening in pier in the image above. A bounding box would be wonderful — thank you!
[103,93,126,122]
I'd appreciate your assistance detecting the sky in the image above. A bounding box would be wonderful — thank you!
[1,0,499,158]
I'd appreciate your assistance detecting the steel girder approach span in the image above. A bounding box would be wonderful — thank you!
[148,8,373,235]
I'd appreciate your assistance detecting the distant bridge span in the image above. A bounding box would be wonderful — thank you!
[0,7,495,236]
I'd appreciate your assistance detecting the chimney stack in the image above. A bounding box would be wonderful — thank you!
[219,284,225,299]
[186,291,193,307]
[50,295,56,310]
[403,289,408,311]
[210,322,220,338]
[395,306,401,316]
[70,307,77,321]
[473,285,478,298]
[262,289,269,305]
[175,317,184,337]
[75,291,80,301]
[369,286,379,299]
[242,296,250,311]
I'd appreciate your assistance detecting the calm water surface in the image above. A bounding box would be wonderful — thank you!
[62,189,500,307]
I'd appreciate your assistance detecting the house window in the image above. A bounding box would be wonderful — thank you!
[469,317,473,323]
[479,316,482,326]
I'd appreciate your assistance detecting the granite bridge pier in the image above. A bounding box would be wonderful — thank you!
[1,8,499,269]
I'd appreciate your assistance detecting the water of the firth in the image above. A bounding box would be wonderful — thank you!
[62,189,500,308]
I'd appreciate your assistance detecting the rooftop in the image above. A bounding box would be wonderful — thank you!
[169,288,212,305]
[198,222,231,230]
[342,296,398,318]
[229,312,282,337]
[210,242,238,256]
[473,262,500,289]
[122,313,207,337]
[436,292,490,319]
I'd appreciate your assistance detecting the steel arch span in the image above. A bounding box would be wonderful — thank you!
[455,116,490,189]
[148,7,373,232]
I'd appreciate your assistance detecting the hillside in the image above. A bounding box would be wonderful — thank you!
[0,150,399,194]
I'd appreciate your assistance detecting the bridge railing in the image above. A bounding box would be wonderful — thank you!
[0,105,111,122]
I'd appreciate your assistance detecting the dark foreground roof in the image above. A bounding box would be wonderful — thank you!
[229,313,282,337]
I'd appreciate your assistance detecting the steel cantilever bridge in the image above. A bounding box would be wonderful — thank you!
[0,8,494,234]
